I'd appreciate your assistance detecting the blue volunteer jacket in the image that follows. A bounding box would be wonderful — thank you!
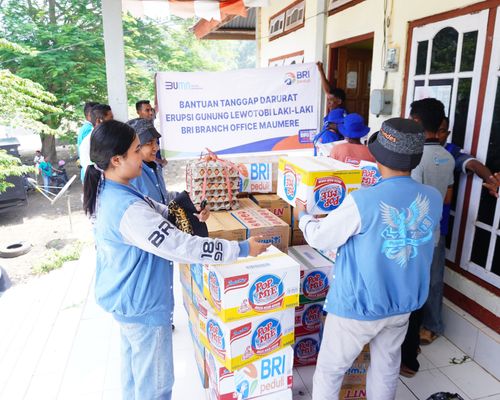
[93,180,241,326]
[299,176,442,320]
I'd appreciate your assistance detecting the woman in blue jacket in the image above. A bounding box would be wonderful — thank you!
[83,120,268,400]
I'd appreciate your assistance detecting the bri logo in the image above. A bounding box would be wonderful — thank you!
[314,176,346,212]
[284,72,296,85]
[283,165,297,201]
[207,320,226,358]
[303,271,329,300]
[294,337,320,362]
[248,275,284,312]
[251,318,282,356]
[302,304,323,330]
[208,271,221,310]
[284,70,310,85]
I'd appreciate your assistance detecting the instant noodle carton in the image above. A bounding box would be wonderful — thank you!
[358,160,381,187]
[230,208,290,253]
[203,246,300,322]
[288,245,333,304]
[205,346,293,400]
[294,301,324,336]
[199,307,295,371]
[251,194,292,226]
[293,332,321,366]
[208,388,293,400]
[277,156,362,215]
[207,211,247,241]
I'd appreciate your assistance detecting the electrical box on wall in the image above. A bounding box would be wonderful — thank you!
[384,48,399,71]
[370,89,393,116]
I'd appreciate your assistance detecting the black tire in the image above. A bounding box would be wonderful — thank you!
[0,241,32,258]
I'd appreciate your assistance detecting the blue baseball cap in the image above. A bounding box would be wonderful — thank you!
[338,113,370,139]
[325,108,346,124]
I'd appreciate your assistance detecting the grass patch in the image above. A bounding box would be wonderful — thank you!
[32,241,83,274]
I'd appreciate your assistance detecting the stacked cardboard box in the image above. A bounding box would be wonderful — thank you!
[277,156,362,215]
[180,247,301,399]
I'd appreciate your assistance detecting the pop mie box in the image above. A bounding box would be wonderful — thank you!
[277,156,362,215]
[203,246,299,322]
[230,208,290,253]
[288,245,333,304]
[294,301,324,336]
[208,388,293,400]
[358,160,382,187]
[293,332,321,366]
[206,346,293,400]
[199,307,295,371]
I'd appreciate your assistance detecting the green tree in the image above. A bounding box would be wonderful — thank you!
[0,149,33,193]
[0,0,255,159]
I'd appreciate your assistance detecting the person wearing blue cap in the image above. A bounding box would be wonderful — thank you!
[313,107,346,156]
[330,113,375,165]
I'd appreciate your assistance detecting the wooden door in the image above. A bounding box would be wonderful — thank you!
[336,47,372,121]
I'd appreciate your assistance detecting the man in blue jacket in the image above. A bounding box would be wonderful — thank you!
[297,118,442,400]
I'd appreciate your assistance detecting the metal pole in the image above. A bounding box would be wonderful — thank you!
[67,193,73,232]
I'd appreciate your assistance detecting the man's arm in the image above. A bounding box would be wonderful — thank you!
[465,160,500,198]
[298,195,361,250]
[316,61,332,95]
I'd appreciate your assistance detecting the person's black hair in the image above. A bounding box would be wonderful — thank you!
[83,120,136,216]
[90,104,112,127]
[135,100,150,111]
[331,88,346,103]
[410,98,445,133]
[443,116,449,126]
[83,102,99,117]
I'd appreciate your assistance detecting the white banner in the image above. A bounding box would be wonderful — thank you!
[156,63,320,159]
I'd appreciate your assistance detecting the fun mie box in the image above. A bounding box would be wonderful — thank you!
[206,346,293,400]
[288,245,333,304]
[203,246,300,322]
[277,156,362,215]
[199,307,295,371]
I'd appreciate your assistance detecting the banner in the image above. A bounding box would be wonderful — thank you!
[156,63,320,159]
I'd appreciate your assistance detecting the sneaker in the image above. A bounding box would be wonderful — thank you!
[400,364,417,378]
[420,328,439,345]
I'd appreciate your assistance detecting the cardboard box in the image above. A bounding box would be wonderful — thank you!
[191,263,204,295]
[206,346,293,400]
[207,211,246,241]
[293,332,321,366]
[277,156,362,215]
[358,160,381,187]
[182,284,191,316]
[239,197,261,210]
[189,320,209,388]
[208,388,293,400]
[288,246,333,304]
[203,246,300,322]
[230,208,290,253]
[239,162,275,194]
[251,194,292,225]
[179,263,192,298]
[295,302,324,336]
[339,386,366,400]
[199,307,295,371]
[342,348,370,386]
[291,228,306,246]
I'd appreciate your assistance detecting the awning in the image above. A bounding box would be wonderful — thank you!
[123,0,268,22]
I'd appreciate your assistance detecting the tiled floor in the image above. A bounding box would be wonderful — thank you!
[0,249,498,400]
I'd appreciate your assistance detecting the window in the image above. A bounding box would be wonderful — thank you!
[284,1,305,31]
[269,13,285,38]
[405,10,492,283]
[268,0,306,41]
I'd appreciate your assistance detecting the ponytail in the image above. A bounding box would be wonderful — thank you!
[83,165,103,216]
[82,120,136,217]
